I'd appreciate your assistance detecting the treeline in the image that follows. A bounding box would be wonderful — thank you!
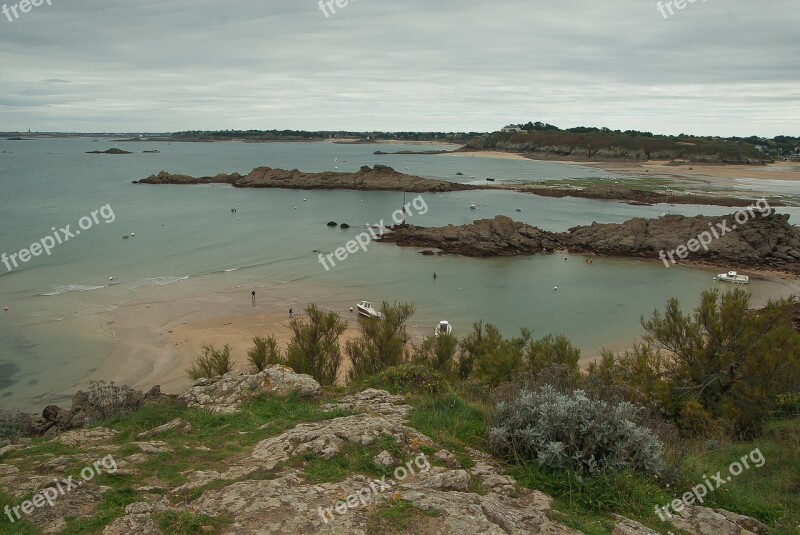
[489,122,799,161]
[168,129,483,143]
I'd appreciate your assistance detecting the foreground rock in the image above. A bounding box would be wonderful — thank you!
[135,165,478,193]
[0,386,774,535]
[380,213,800,274]
[179,365,321,413]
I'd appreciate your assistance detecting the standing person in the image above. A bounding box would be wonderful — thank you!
[251,291,256,303]
[289,307,293,318]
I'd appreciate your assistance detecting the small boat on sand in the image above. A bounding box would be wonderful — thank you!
[356,300,382,319]
[434,320,453,338]
[714,271,749,285]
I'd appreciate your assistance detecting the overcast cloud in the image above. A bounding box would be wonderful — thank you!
[0,0,798,136]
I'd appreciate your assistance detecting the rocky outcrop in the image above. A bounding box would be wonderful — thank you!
[379,215,562,257]
[519,183,779,208]
[0,387,775,535]
[86,148,132,155]
[178,365,321,413]
[566,212,800,273]
[379,213,800,273]
[135,165,477,193]
[666,505,769,535]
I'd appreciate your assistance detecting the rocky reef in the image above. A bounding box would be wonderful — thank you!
[134,165,478,193]
[379,213,800,274]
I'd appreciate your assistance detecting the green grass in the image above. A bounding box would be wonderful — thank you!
[155,511,230,534]
[295,437,406,484]
[55,487,141,534]
[675,418,800,535]
[407,391,488,459]
[366,499,441,534]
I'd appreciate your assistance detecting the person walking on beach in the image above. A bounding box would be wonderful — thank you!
[289,307,293,318]
[251,291,256,303]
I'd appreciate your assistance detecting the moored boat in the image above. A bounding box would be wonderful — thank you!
[434,320,453,337]
[715,271,749,284]
[356,300,382,319]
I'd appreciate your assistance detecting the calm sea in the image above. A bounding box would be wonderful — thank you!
[1,138,797,410]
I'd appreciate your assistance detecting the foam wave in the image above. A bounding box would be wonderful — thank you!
[41,285,106,296]
[142,276,190,286]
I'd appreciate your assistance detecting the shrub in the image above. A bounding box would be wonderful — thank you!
[187,344,234,380]
[247,335,284,372]
[490,385,666,478]
[379,364,448,395]
[525,334,581,378]
[774,392,800,418]
[460,322,529,386]
[285,305,347,386]
[346,302,415,381]
[677,400,720,438]
[0,410,32,443]
[413,334,458,376]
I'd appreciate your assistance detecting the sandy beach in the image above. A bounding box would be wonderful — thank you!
[450,150,531,161]
[89,288,430,397]
[543,159,800,182]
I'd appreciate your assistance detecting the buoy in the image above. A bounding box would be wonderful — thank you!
[553,287,558,291]
[130,233,135,237]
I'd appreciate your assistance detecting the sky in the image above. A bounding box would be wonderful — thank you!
[0,0,798,137]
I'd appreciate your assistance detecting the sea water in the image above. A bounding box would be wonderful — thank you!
[0,138,797,410]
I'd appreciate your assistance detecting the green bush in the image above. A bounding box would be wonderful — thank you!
[490,385,666,478]
[247,335,284,372]
[285,305,347,386]
[187,344,234,380]
[346,302,415,381]
[413,333,458,376]
[379,364,448,395]
[774,392,800,418]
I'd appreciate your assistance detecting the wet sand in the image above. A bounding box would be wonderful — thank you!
[90,288,428,396]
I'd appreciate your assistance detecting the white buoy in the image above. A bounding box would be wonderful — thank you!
[553,286,558,291]
[130,233,135,237]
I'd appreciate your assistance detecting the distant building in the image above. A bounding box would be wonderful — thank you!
[501,124,524,133]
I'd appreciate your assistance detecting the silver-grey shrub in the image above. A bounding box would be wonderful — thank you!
[489,385,665,477]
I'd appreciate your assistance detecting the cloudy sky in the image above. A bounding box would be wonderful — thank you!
[0,0,798,136]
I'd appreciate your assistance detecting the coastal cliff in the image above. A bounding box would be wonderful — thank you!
[379,213,800,274]
[134,165,477,193]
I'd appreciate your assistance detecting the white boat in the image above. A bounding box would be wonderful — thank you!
[434,320,453,338]
[715,271,749,285]
[469,202,477,209]
[356,300,382,319]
